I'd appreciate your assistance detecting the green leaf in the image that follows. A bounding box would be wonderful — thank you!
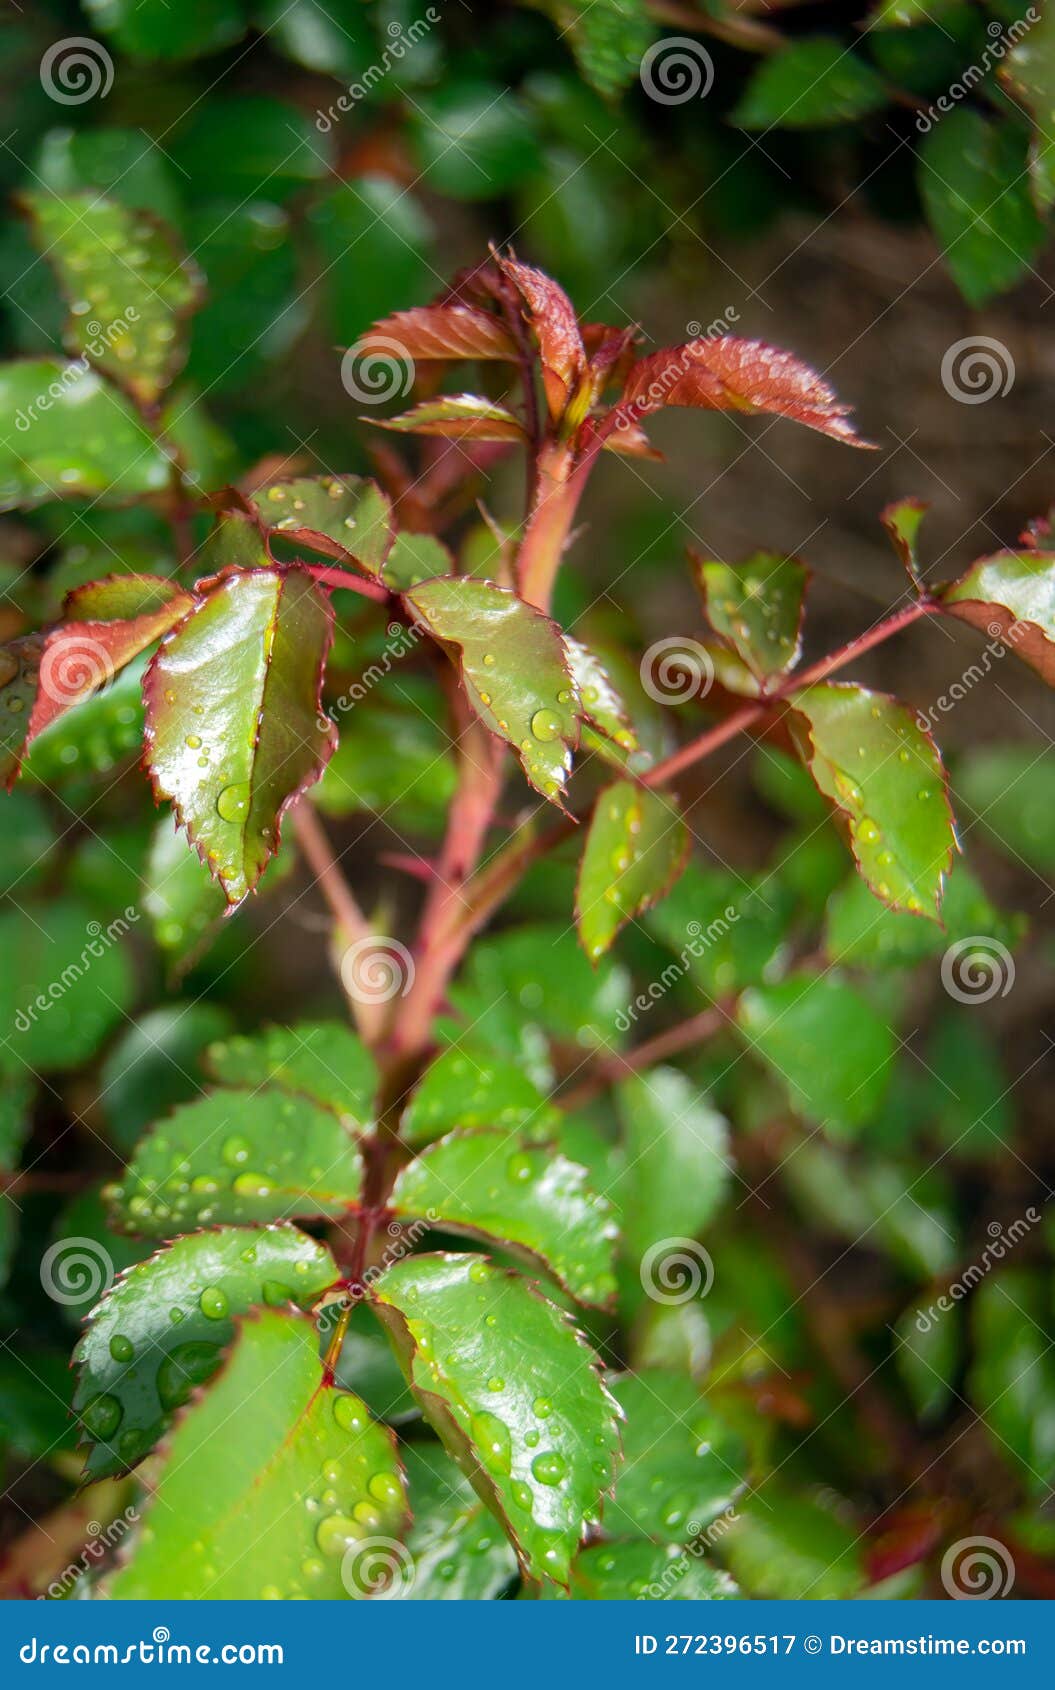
[205,1021,377,1126]
[20,192,202,405]
[970,1270,1055,1494]
[402,1444,518,1598]
[374,395,527,441]
[0,897,136,1079]
[34,125,183,222]
[410,82,542,200]
[720,1487,865,1598]
[576,780,689,959]
[645,860,794,1000]
[552,0,655,98]
[0,361,171,512]
[250,473,394,576]
[693,551,808,685]
[825,860,1024,968]
[565,636,639,753]
[258,0,375,78]
[868,0,963,24]
[406,578,580,803]
[314,690,457,827]
[939,550,1055,683]
[401,1045,552,1147]
[73,1225,336,1480]
[390,1128,618,1308]
[738,972,895,1135]
[48,1186,153,1326]
[373,1253,620,1583]
[918,110,1046,305]
[384,532,456,592]
[550,1538,740,1600]
[614,1069,731,1264]
[106,1309,407,1597]
[99,1005,232,1152]
[894,1299,961,1423]
[106,1089,364,1236]
[172,96,332,201]
[881,497,927,588]
[733,38,888,129]
[1003,5,1055,209]
[956,743,1055,873]
[790,681,955,918]
[83,0,248,60]
[309,177,434,344]
[608,1369,748,1541]
[142,813,226,965]
[144,565,336,905]
[448,924,631,1057]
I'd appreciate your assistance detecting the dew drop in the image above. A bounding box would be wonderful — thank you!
[530,708,562,742]
[199,1285,229,1320]
[216,781,250,821]
[531,1451,567,1486]
[109,1333,134,1364]
[82,1393,121,1439]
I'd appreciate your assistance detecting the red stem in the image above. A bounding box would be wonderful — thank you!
[305,564,390,604]
[293,802,388,1047]
[643,599,938,790]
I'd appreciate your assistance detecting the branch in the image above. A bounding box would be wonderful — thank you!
[292,801,388,1046]
[559,1005,729,1110]
[304,564,390,604]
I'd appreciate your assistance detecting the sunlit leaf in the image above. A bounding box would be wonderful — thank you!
[373,394,526,441]
[939,550,1055,684]
[576,779,688,959]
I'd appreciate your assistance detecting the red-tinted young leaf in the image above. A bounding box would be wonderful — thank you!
[2,576,193,789]
[372,394,526,442]
[602,419,662,460]
[613,337,873,447]
[496,253,586,421]
[938,551,1055,685]
[355,304,518,362]
[144,567,336,906]
[881,499,928,590]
